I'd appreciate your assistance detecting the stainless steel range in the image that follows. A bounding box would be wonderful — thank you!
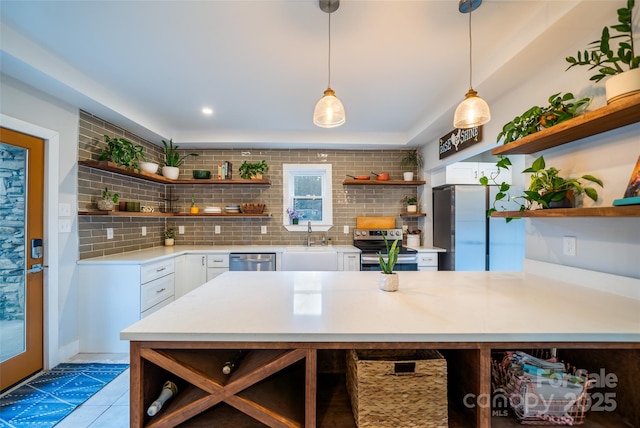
[353,228,418,271]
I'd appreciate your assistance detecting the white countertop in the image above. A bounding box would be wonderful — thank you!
[121,271,640,343]
[78,245,361,265]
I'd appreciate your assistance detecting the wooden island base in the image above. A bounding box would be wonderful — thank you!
[130,341,640,428]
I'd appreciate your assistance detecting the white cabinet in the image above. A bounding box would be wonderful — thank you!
[431,162,511,187]
[416,250,439,271]
[78,258,175,353]
[207,254,229,281]
[175,254,208,299]
[341,253,360,271]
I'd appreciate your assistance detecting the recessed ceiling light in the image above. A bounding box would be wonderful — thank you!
[202,107,213,115]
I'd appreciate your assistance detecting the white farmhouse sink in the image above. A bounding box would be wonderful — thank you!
[281,247,338,271]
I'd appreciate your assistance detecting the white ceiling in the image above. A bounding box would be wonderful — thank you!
[0,1,601,149]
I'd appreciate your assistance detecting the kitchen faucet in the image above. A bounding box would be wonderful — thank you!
[307,221,313,247]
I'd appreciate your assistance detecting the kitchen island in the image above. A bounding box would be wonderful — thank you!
[121,265,640,427]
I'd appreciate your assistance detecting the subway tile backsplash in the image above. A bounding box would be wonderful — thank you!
[78,111,422,258]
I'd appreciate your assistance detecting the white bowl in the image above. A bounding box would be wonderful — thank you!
[140,162,159,174]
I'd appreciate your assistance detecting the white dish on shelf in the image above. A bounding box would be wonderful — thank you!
[139,162,159,174]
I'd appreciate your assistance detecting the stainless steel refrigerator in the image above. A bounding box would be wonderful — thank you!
[433,185,525,271]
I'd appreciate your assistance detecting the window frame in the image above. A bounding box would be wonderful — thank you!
[282,163,333,232]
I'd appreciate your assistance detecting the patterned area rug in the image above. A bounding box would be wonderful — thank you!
[0,363,128,427]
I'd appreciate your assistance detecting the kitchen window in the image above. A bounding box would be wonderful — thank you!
[283,164,333,232]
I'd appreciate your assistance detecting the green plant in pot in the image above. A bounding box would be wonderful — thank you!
[497,92,591,145]
[400,149,423,181]
[378,235,400,292]
[164,226,175,246]
[521,156,603,209]
[161,139,198,180]
[565,0,639,102]
[99,135,146,170]
[402,195,418,213]
[97,187,119,211]
[238,160,269,179]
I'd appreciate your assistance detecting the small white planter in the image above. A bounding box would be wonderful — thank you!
[162,166,180,180]
[164,238,174,247]
[97,199,114,211]
[403,172,414,181]
[379,273,399,292]
[406,205,417,213]
[605,68,640,104]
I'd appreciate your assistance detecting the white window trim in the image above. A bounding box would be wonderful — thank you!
[282,163,333,232]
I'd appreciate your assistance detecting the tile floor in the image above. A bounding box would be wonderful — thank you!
[55,353,130,428]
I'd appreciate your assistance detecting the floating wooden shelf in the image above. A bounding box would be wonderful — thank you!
[491,93,640,155]
[79,160,271,186]
[79,211,272,218]
[400,213,427,217]
[490,205,640,218]
[342,179,425,186]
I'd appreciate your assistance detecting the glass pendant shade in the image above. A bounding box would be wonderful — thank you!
[313,88,346,128]
[453,88,491,129]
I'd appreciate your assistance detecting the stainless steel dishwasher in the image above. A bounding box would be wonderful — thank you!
[229,253,276,271]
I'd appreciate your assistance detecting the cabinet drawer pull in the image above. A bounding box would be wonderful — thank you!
[156,267,166,272]
[156,288,166,293]
[212,259,224,263]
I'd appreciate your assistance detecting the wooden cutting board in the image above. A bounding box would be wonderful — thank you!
[356,216,396,229]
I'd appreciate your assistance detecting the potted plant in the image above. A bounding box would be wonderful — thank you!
[400,149,423,181]
[286,207,300,224]
[402,195,418,213]
[161,139,198,180]
[190,196,199,214]
[496,92,591,145]
[565,0,640,103]
[378,235,400,292]
[238,160,269,180]
[99,135,146,170]
[521,156,603,209]
[97,187,119,211]
[164,226,175,246]
[484,156,603,216]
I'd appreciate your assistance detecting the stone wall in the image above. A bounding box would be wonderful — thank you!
[0,143,26,321]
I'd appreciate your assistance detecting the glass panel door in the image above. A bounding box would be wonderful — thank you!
[0,142,27,363]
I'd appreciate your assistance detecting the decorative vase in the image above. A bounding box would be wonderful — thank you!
[162,166,180,180]
[406,205,417,213]
[190,206,199,214]
[165,238,174,246]
[97,199,114,211]
[379,273,399,292]
[605,68,640,104]
[403,172,414,181]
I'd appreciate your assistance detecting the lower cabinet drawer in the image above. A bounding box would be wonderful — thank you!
[208,254,229,268]
[141,274,174,312]
[418,253,438,267]
[141,295,174,318]
[141,259,175,284]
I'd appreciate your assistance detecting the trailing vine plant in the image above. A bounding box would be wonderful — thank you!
[481,93,591,221]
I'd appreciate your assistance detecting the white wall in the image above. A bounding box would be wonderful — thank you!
[1,74,80,365]
[421,1,639,278]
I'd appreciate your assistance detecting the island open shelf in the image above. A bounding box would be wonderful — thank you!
[121,271,640,428]
[490,205,640,218]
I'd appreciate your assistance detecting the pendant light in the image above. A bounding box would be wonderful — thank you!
[453,0,491,129]
[313,0,346,128]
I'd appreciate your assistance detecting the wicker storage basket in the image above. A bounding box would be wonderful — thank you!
[346,349,448,428]
[240,203,265,214]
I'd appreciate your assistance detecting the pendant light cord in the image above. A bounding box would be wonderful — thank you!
[327,9,332,89]
[468,0,473,90]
